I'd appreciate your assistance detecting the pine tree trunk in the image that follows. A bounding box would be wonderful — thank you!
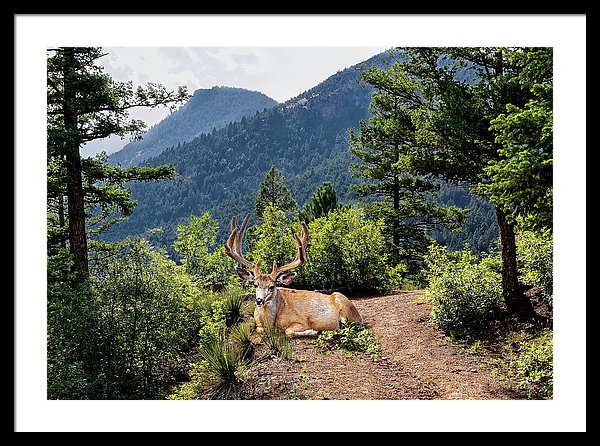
[392,175,401,265]
[495,206,533,316]
[63,48,89,278]
[391,143,401,265]
[58,194,66,249]
[65,145,89,277]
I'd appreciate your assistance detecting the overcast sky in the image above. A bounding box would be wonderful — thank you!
[100,46,389,105]
[82,46,389,156]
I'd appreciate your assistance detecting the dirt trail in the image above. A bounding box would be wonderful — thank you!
[249,290,517,400]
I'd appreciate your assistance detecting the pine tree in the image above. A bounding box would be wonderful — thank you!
[483,48,553,232]
[47,47,189,278]
[298,182,342,224]
[397,47,553,315]
[349,62,466,273]
[254,165,298,221]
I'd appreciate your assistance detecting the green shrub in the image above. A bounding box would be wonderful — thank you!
[229,320,256,361]
[166,361,206,400]
[260,325,295,360]
[245,206,398,294]
[517,228,553,306]
[315,321,380,356]
[220,287,251,327]
[168,291,253,400]
[47,274,103,399]
[49,239,204,400]
[47,359,94,401]
[192,287,251,338]
[91,238,200,399]
[196,296,227,344]
[425,244,503,339]
[297,207,397,294]
[173,212,236,290]
[196,330,246,399]
[247,204,300,272]
[510,330,553,399]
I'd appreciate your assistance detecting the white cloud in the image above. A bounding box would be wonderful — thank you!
[100,46,389,107]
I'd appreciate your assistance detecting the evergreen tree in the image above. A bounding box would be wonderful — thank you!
[349,62,466,272]
[298,182,342,224]
[47,47,188,278]
[254,165,298,221]
[483,48,553,232]
[397,47,553,314]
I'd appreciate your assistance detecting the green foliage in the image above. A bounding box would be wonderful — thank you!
[425,243,503,339]
[247,205,300,271]
[510,330,553,399]
[229,320,256,361]
[315,321,379,356]
[348,60,467,270]
[195,330,247,399]
[483,48,553,232]
[515,333,554,399]
[191,287,251,338]
[47,360,91,400]
[260,325,295,360]
[173,212,235,290]
[47,276,102,399]
[166,361,207,400]
[254,165,298,221]
[298,182,343,224]
[47,47,188,276]
[398,47,553,311]
[49,237,203,400]
[91,238,200,399]
[517,228,553,305]
[296,207,399,294]
[195,295,227,344]
[168,288,254,400]
[83,154,178,237]
[167,289,254,399]
[220,288,251,327]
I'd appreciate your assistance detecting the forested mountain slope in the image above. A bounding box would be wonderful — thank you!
[102,52,498,253]
[108,86,279,167]
[103,53,383,242]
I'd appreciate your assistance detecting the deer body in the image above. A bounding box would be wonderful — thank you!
[224,214,364,338]
[254,287,363,337]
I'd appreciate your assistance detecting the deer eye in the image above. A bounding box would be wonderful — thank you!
[268,285,275,292]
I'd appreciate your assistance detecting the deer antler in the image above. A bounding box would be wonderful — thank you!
[271,222,310,276]
[225,214,310,278]
[224,213,257,271]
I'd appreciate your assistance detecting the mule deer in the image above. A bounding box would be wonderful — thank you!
[224,214,363,337]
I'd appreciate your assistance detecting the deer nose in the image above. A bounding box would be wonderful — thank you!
[255,297,264,306]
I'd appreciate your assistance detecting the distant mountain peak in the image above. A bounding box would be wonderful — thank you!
[108,86,278,167]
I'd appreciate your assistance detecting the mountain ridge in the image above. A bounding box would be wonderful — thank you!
[108,86,279,167]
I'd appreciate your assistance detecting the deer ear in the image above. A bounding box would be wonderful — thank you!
[235,267,255,281]
[276,271,296,286]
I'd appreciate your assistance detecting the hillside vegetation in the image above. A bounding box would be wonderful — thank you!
[108,86,279,167]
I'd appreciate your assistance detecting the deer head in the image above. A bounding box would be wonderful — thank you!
[224,213,309,307]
